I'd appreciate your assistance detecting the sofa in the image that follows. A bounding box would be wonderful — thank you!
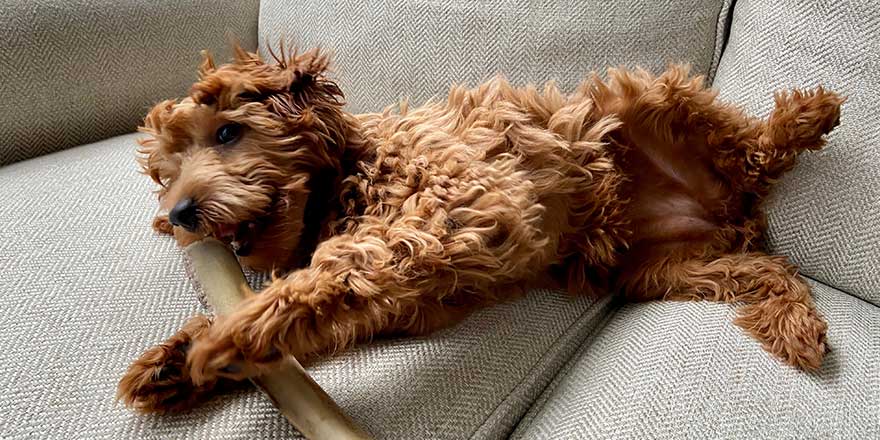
[1,0,877,438]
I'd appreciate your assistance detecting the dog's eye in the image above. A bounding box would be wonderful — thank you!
[238,91,264,102]
[216,123,242,145]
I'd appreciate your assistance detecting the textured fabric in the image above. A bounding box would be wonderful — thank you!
[258,0,732,114]
[0,134,612,438]
[712,0,880,304]
[0,0,260,166]
[512,280,880,439]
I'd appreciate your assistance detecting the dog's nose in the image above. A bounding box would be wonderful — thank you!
[168,198,199,232]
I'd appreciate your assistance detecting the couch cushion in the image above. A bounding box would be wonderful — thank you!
[511,280,880,439]
[258,0,732,114]
[0,134,613,438]
[712,0,880,304]
[0,0,260,166]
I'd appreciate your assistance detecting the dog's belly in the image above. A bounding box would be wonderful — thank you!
[616,127,738,250]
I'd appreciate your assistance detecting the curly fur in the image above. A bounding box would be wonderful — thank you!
[119,45,844,413]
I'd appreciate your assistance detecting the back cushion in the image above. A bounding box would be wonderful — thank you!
[713,0,880,304]
[0,0,259,166]
[259,0,731,114]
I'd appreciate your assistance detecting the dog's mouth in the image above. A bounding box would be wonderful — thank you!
[215,221,263,256]
[211,193,281,257]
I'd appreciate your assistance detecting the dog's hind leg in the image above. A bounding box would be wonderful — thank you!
[621,251,828,371]
[709,87,844,196]
[589,65,843,197]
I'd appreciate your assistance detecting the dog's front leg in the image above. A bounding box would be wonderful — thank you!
[184,232,452,385]
[118,315,241,412]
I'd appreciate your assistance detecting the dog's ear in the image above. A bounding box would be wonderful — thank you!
[136,100,177,191]
[286,48,332,95]
[268,46,344,110]
[232,44,263,66]
[198,50,216,79]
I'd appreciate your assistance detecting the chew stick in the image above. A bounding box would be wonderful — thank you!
[185,238,372,440]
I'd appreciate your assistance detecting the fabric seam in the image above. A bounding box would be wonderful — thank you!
[707,0,736,83]
[805,275,879,309]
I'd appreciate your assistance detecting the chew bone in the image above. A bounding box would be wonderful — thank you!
[184,238,372,440]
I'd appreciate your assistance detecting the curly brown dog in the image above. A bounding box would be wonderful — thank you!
[119,46,843,413]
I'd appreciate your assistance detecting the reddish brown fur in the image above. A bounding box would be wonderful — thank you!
[119,46,843,412]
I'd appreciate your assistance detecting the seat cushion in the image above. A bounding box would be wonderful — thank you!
[712,0,880,304]
[0,134,613,438]
[511,280,880,439]
[258,0,732,114]
[0,0,259,166]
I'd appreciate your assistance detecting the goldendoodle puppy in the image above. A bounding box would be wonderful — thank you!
[119,46,843,412]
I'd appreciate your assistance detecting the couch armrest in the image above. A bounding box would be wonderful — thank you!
[0,0,259,166]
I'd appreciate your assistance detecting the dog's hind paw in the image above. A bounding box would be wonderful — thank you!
[769,87,845,152]
[734,295,829,371]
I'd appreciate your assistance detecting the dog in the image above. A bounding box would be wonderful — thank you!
[119,45,843,413]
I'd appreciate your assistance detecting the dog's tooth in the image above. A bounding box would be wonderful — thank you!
[234,240,253,257]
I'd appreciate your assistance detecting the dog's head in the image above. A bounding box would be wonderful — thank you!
[138,45,356,270]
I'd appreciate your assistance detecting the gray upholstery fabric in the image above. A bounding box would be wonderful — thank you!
[0,0,260,166]
[712,0,880,304]
[4,1,876,439]
[512,281,880,439]
[0,134,612,438]
[258,0,732,114]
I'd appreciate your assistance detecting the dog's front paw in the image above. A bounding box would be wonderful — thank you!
[186,317,283,384]
[118,316,222,413]
[152,215,174,235]
[734,296,829,371]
